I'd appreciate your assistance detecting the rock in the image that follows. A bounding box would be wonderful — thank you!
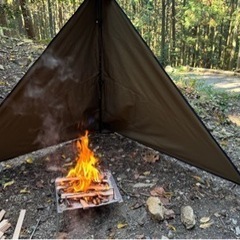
[236,226,240,236]
[232,219,237,225]
[181,206,196,229]
[146,197,165,221]
[167,231,174,239]
[0,64,4,70]
[161,236,169,239]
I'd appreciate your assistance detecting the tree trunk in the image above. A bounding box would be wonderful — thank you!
[229,0,239,70]
[47,0,54,37]
[58,1,64,30]
[237,43,240,70]
[0,0,8,36]
[19,0,35,39]
[171,0,176,66]
[161,0,166,66]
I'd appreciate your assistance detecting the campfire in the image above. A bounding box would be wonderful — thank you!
[55,131,122,213]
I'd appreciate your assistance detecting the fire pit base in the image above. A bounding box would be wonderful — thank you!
[55,171,123,213]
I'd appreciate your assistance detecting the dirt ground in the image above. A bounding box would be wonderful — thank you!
[0,36,240,239]
[0,133,240,239]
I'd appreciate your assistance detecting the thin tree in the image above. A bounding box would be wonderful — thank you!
[19,0,35,39]
[161,0,166,66]
[171,0,176,66]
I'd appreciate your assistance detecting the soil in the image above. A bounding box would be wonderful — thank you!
[0,36,240,239]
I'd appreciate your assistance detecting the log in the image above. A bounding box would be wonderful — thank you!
[61,188,114,199]
[12,209,26,240]
[55,176,109,184]
[0,223,10,233]
[0,220,8,231]
[60,184,110,194]
[87,185,110,191]
[0,210,6,222]
[79,199,89,209]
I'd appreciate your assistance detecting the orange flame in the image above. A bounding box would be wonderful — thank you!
[66,131,102,192]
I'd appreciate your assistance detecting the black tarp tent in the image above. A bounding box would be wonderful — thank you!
[0,0,239,184]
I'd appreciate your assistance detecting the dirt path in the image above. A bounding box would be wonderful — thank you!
[179,71,240,93]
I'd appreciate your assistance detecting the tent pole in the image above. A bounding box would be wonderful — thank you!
[97,0,103,132]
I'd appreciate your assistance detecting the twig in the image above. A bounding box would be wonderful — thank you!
[219,217,226,228]
[29,216,41,239]
[117,183,138,198]
[140,192,150,197]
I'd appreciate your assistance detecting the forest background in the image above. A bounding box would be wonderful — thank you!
[0,0,240,71]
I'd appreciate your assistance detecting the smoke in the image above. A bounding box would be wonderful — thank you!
[41,52,75,82]
[12,51,78,148]
[42,53,60,70]
[34,113,62,147]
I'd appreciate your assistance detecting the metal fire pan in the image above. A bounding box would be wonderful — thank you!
[55,171,123,213]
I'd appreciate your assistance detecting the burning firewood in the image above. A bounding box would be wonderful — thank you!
[55,172,122,212]
[56,175,116,210]
[55,131,122,213]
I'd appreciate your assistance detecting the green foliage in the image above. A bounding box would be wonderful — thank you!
[0,0,239,71]
[181,0,227,28]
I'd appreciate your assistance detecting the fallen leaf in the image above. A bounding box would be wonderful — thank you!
[164,209,175,220]
[143,171,151,176]
[192,175,205,184]
[134,173,140,179]
[20,188,30,194]
[56,232,68,239]
[163,191,174,198]
[200,216,210,223]
[159,197,170,205]
[117,223,128,229]
[3,180,14,189]
[142,151,160,163]
[26,157,33,164]
[36,180,44,188]
[108,229,116,238]
[150,186,165,197]
[168,224,176,232]
[61,154,66,159]
[200,221,213,229]
[220,140,228,147]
